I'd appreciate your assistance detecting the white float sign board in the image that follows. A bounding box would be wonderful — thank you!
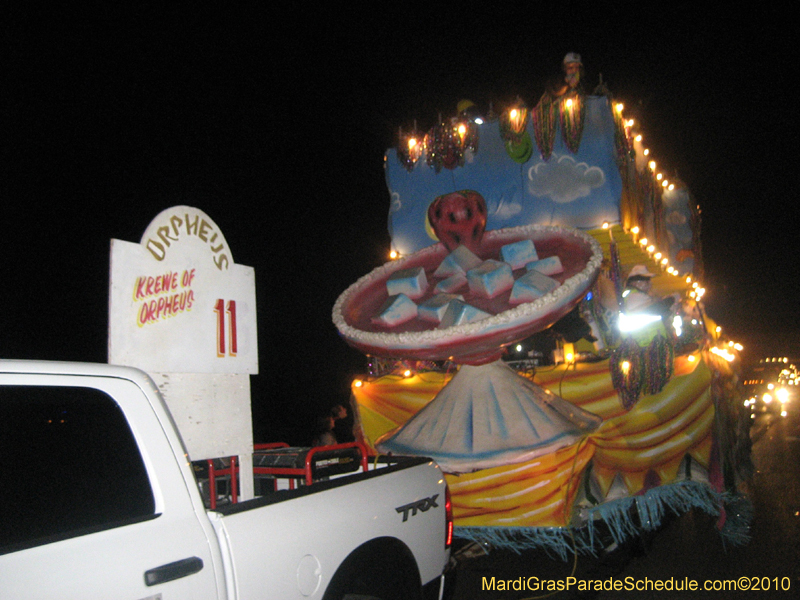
[109,206,258,499]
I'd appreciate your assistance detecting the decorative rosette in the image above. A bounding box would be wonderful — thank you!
[613,103,634,163]
[500,103,532,163]
[611,337,645,409]
[396,127,424,171]
[424,119,479,172]
[533,96,558,161]
[611,334,675,409]
[560,91,586,154]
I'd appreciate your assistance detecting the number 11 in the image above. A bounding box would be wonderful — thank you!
[214,299,238,357]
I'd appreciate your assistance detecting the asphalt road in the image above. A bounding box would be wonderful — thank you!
[447,401,800,599]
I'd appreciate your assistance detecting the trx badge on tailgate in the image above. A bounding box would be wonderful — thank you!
[396,494,439,522]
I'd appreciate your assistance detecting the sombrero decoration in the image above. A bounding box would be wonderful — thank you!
[332,191,604,365]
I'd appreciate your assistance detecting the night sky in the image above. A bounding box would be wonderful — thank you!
[3,6,795,443]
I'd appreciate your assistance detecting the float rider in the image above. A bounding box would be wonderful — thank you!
[543,52,585,99]
[619,265,675,346]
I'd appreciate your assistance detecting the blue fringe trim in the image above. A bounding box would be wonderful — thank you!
[454,481,752,558]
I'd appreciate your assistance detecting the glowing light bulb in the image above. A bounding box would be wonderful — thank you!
[615,103,624,113]
[631,226,640,235]
[353,379,363,388]
[673,315,683,337]
[711,346,735,361]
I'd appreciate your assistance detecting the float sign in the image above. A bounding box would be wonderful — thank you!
[109,206,258,374]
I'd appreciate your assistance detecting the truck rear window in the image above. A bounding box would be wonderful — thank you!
[0,385,156,552]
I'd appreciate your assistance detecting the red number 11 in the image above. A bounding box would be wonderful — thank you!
[214,299,238,357]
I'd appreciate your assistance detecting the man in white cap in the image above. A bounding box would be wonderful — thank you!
[622,264,658,312]
[562,52,583,92]
[619,264,682,345]
[542,52,585,99]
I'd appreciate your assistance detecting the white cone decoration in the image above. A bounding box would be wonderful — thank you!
[376,360,602,473]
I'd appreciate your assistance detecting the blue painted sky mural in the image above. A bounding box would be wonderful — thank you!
[386,96,622,255]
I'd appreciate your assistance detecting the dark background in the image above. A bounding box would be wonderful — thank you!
[3,6,795,444]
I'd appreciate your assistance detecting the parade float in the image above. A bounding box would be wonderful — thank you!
[333,55,752,556]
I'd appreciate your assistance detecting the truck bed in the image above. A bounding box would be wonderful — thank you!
[212,453,435,514]
[208,454,449,599]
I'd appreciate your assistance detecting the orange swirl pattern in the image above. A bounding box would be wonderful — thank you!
[446,440,593,527]
[534,354,713,497]
[351,352,714,528]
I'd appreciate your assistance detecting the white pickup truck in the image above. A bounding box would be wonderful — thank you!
[0,360,452,599]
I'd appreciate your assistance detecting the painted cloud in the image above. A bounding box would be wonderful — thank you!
[527,155,605,204]
[487,185,523,219]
